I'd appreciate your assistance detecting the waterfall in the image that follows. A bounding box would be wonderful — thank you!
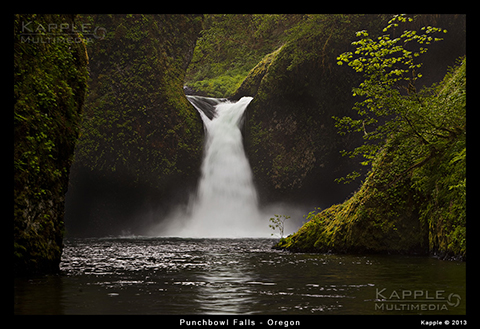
[159,96,270,237]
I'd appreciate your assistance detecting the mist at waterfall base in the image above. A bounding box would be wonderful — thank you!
[147,96,302,238]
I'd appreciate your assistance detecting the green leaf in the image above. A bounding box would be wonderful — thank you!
[334,14,452,185]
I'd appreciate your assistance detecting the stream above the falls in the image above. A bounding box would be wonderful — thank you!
[14,237,466,315]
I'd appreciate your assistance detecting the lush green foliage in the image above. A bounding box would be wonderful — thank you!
[14,14,89,274]
[328,14,466,257]
[413,61,466,257]
[281,15,385,73]
[73,14,204,189]
[269,214,290,238]
[238,15,390,202]
[186,14,303,97]
[231,46,283,100]
[335,14,449,183]
[276,19,466,258]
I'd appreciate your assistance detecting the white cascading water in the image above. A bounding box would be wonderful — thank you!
[159,96,271,237]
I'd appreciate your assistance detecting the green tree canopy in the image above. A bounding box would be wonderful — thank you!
[334,14,457,183]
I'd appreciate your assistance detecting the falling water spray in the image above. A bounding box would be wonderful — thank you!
[156,96,272,237]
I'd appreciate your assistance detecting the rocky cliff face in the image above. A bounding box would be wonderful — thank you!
[235,15,383,205]
[14,14,89,275]
[233,14,466,207]
[66,15,204,237]
[275,36,466,260]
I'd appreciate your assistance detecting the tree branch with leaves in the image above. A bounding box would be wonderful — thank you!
[333,14,449,184]
[269,214,290,238]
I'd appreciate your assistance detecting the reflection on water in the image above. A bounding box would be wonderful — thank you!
[14,237,466,315]
[195,260,255,314]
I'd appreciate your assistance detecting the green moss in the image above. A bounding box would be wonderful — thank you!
[414,60,466,259]
[230,45,283,100]
[14,14,89,275]
[275,59,466,259]
[63,15,205,236]
[73,14,204,190]
[238,16,382,202]
[185,15,304,98]
[190,68,250,98]
[276,142,427,255]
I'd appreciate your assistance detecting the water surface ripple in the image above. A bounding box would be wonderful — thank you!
[14,237,466,315]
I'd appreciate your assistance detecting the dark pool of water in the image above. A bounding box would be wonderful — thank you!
[14,237,466,315]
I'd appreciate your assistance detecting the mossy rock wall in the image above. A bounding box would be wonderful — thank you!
[234,14,465,207]
[237,15,387,205]
[276,141,428,255]
[14,14,89,275]
[66,15,204,236]
[276,59,466,260]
